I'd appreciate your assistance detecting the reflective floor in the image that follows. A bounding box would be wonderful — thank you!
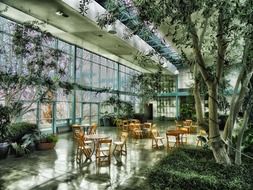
[0,121,199,190]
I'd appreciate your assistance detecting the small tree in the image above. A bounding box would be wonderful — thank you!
[133,0,253,164]
[0,21,68,121]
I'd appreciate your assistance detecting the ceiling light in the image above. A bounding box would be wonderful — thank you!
[106,24,117,34]
[174,70,179,75]
[55,10,69,17]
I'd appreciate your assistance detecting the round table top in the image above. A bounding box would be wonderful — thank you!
[81,124,90,128]
[72,124,90,128]
[85,134,109,140]
[166,129,188,136]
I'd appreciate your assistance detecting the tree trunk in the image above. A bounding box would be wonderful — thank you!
[192,65,204,125]
[235,98,252,165]
[223,30,253,146]
[193,80,204,124]
[208,84,231,164]
[223,67,253,155]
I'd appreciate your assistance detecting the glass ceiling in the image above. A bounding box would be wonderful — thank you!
[96,0,183,67]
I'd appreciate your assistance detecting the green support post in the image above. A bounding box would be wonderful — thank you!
[117,63,120,118]
[52,101,56,134]
[71,46,77,125]
[36,101,40,128]
[175,75,180,119]
[98,103,100,126]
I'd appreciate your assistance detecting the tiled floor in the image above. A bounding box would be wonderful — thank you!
[0,121,199,190]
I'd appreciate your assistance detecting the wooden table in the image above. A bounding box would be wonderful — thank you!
[85,134,109,141]
[85,134,110,155]
[81,124,90,134]
[72,124,90,134]
[166,129,188,146]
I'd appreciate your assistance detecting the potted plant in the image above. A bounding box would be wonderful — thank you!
[36,133,58,150]
[0,105,11,159]
[11,142,29,157]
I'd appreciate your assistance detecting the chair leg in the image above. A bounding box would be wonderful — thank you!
[123,143,127,155]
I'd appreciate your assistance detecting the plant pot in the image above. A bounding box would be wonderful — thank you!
[0,142,9,159]
[37,142,56,150]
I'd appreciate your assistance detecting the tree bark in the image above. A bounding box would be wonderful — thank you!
[193,79,204,124]
[208,84,231,164]
[235,102,252,165]
[187,9,231,164]
[192,65,204,125]
[223,35,253,153]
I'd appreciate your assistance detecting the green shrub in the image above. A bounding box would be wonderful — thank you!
[0,105,11,142]
[39,134,58,143]
[146,148,253,190]
[9,122,37,142]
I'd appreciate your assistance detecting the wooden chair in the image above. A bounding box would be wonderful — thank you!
[151,128,164,149]
[72,124,82,140]
[88,123,97,135]
[132,123,143,139]
[115,119,123,131]
[142,122,152,137]
[175,120,183,129]
[113,131,128,156]
[76,132,93,163]
[183,120,192,133]
[166,131,178,149]
[129,119,140,124]
[122,120,129,131]
[96,139,112,166]
[196,129,208,147]
[179,127,188,144]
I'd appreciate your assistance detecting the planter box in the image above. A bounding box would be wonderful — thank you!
[37,142,56,150]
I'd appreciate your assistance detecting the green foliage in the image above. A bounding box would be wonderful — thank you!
[241,126,253,154]
[102,95,134,119]
[130,65,162,103]
[180,103,196,120]
[0,20,68,120]
[0,105,11,142]
[146,148,253,190]
[9,122,37,143]
[11,142,29,157]
[38,134,58,143]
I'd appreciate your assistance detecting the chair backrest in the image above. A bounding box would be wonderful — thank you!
[75,131,85,147]
[72,125,82,139]
[143,122,150,128]
[133,123,141,130]
[88,123,97,135]
[184,120,192,127]
[97,139,112,151]
[128,122,135,131]
[122,120,129,125]
[199,129,207,136]
[120,132,128,143]
[175,120,182,127]
[129,119,139,124]
[152,124,157,130]
[116,119,123,127]
[151,128,160,138]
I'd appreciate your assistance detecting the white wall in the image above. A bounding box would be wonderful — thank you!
[178,68,194,89]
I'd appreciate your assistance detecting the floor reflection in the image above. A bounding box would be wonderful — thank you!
[0,121,198,190]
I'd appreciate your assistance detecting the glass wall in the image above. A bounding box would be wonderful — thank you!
[155,75,177,119]
[0,16,140,131]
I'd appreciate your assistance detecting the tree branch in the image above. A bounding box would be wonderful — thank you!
[199,17,209,50]
[187,17,211,86]
[216,9,228,84]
